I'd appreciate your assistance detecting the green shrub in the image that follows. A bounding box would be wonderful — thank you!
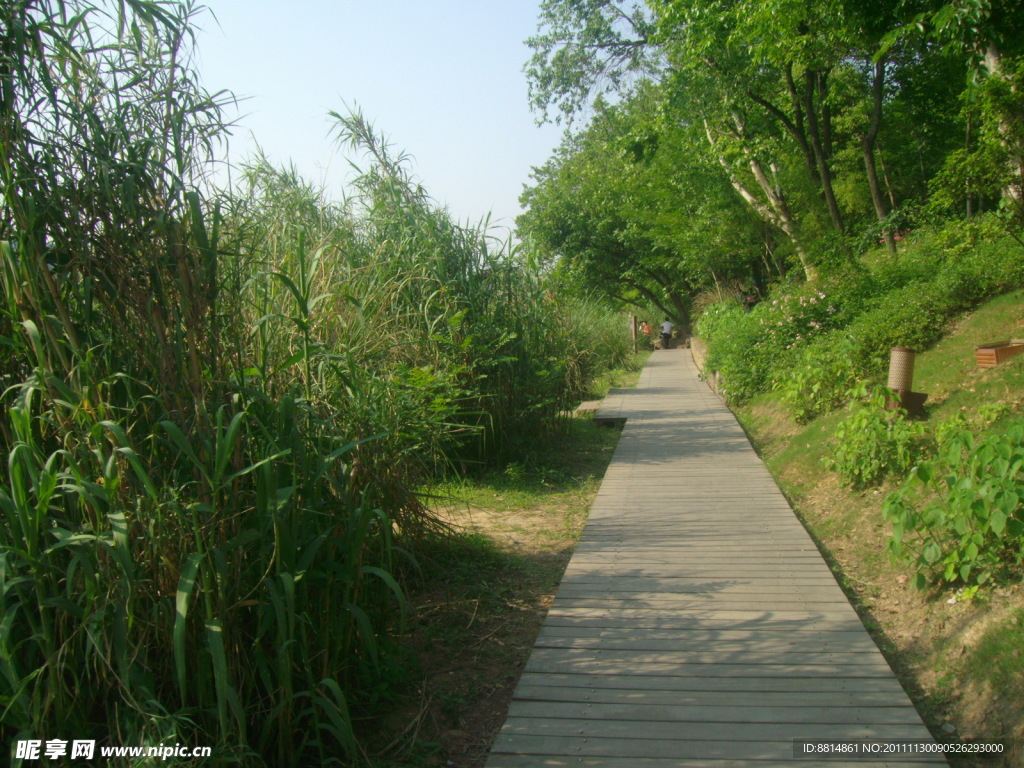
[776,336,860,424]
[697,286,849,404]
[754,286,842,352]
[694,300,743,342]
[697,221,1024,412]
[696,301,774,403]
[816,268,878,326]
[825,384,927,488]
[933,233,1024,312]
[884,418,1024,589]
[844,283,950,371]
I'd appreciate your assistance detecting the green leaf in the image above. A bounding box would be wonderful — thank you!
[990,510,1007,536]
[965,541,979,562]
[214,410,246,484]
[159,421,210,485]
[174,553,201,702]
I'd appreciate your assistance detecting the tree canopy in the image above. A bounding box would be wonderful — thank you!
[519,0,1024,315]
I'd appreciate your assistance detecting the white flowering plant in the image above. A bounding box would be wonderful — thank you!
[753,288,840,354]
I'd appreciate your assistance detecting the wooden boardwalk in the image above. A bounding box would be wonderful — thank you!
[485,349,947,767]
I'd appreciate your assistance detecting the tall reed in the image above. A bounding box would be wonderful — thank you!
[1,3,634,765]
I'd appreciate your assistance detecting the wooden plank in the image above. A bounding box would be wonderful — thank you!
[542,607,865,627]
[533,632,881,655]
[512,672,913,696]
[511,683,910,708]
[488,755,949,768]
[490,734,945,761]
[521,659,896,679]
[535,624,876,640]
[497,719,933,742]
[551,589,851,601]
[506,700,927,725]
[545,598,861,612]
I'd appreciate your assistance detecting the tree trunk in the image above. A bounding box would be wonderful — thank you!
[877,148,897,208]
[966,112,975,218]
[747,155,818,281]
[781,64,819,183]
[983,42,1024,208]
[818,72,834,160]
[804,69,844,232]
[861,59,897,256]
[704,116,817,281]
[669,291,690,329]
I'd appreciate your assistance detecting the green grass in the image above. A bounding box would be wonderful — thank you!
[914,290,1024,421]
[427,416,624,511]
[584,351,650,401]
[375,413,625,765]
[967,608,1024,706]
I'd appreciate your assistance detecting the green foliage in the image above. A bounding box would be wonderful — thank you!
[844,282,950,370]
[699,220,1024,411]
[776,336,860,424]
[519,84,765,324]
[695,301,774,402]
[931,224,1024,310]
[0,4,639,765]
[698,283,852,405]
[755,287,843,352]
[884,418,1024,589]
[825,385,926,488]
[523,0,1023,353]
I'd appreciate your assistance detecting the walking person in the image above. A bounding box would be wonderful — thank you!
[660,318,675,350]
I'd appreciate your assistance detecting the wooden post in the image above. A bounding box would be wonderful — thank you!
[631,315,638,354]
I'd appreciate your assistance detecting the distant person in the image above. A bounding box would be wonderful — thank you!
[641,321,651,337]
[660,318,675,349]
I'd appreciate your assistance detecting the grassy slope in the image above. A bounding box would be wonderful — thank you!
[737,290,1024,766]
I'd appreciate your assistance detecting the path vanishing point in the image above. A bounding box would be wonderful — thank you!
[484,348,948,768]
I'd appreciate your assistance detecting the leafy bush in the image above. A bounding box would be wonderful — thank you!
[754,286,841,352]
[696,286,848,404]
[815,268,879,326]
[842,226,1024,373]
[884,418,1024,589]
[825,384,927,488]
[695,301,774,402]
[697,220,1024,411]
[933,232,1024,312]
[844,283,950,371]
[776,336,860,424]
[694,300,742,342]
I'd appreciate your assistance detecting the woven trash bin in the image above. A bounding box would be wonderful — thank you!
[887,347,916,393]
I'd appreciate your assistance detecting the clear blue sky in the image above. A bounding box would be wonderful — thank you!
[194,1,565,235]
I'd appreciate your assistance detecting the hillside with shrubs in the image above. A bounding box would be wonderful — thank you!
[520,0,1024,761]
